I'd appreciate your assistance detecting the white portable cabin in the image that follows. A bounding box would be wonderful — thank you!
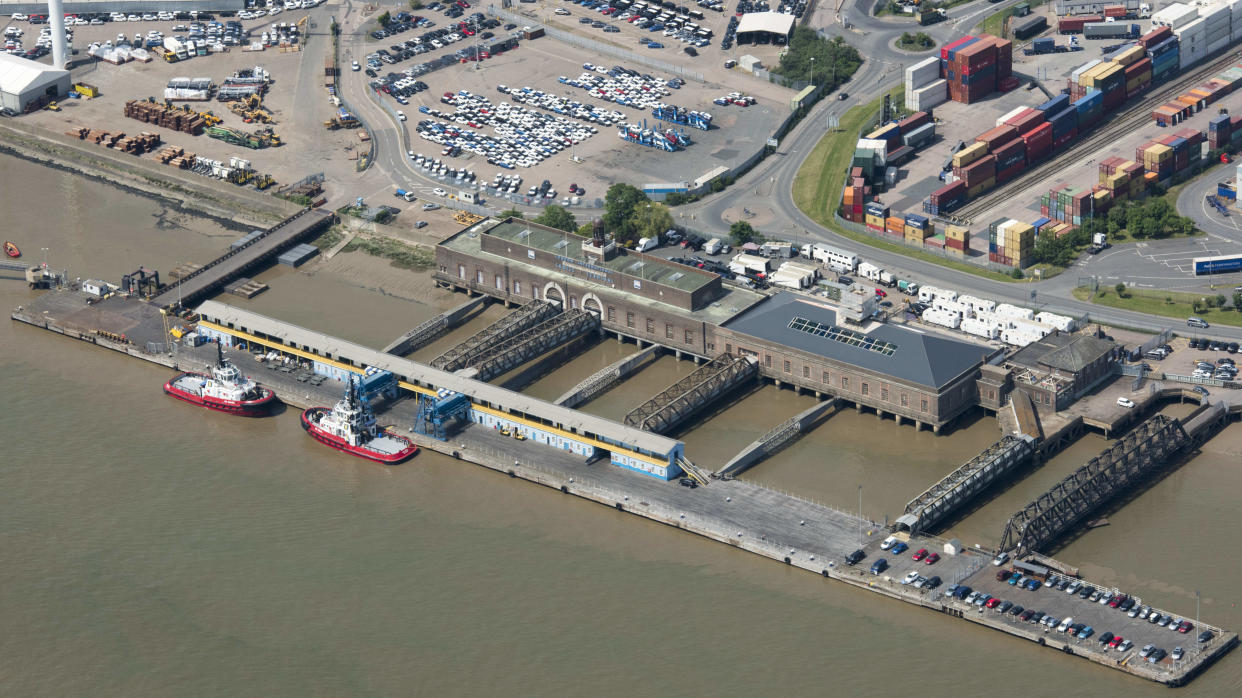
[801,243,859,273]
[995,303,1035,321]
[958,294,996,315]
[1035,311,1078,332]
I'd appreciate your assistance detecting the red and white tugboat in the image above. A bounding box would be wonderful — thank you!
[300,376,418,464]
[163,343,277,416]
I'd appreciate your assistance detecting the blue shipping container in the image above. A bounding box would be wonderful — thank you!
[1034,37,1054,50]
[1074,88,1103,113]
[1194,255,1242,274]
[1216,183,1237,200]
[905,213,929,226]
[1148,36,1178,58]
[1209,114,1231,131]
[1033,217,1052,230]
[1049,106,1078,136]
[1038,94,1070,113]
[1169,136,1188,153]
[948,37,980,62]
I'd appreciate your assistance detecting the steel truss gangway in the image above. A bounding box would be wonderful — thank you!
[624,353,758,434]
[431,300,558,372]
[895,434,1036,536]
[463,309,600,382]
[998,415,1189,558]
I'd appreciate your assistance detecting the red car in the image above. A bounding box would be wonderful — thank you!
[911,548,928,562]
[1109,594,1127,608]
[924,552,940,565]
[1178,621,1194,634]
[1108,635,1124,649]
[875,289,887,297]
[985,597,1002,609]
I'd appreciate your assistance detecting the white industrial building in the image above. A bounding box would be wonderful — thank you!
[0,54,70,113]
[735,12,795,45]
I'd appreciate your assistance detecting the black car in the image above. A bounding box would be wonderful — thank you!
[1030,611,1046,624]
[684,46,697,56]
[678,477,698,488]
[504,22,517,30]
[1099,631,1115,645]
[1198,630,1214,643]
[365,68,377,77]
[925,575,941,589]
[1008,604,1024,616]
[1020,609,1036,622]
[1078,585,1095,599]
[837,92,848,100]
[844,549,865,566]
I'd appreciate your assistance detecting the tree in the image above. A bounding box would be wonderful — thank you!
[377,11,391,27]
[409,0,425,8]
[603,183,648,243]
[534,205,577,232]
[1214,294,1228,308]
[1233,290,1242,310]
[729,221,764,246]
[498,208,525,220]
[1115,282,1127,298]
[632,202,673,240]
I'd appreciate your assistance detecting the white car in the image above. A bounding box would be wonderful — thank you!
[1057,617,1075,633]
[1116,397,1135,408]
[555,8,571,15]
[351,60,360,71]
[880,536,897,551]
[11,13,28,21]
[433,188,447,197]
[991,551,1009,566]
[396,110,406,121]
[901,570,920,585]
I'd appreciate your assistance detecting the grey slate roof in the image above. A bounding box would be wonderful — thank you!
[721,292,993,389]
[1008,332,1115,374]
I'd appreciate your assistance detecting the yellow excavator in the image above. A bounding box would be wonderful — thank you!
[227,94,275,124]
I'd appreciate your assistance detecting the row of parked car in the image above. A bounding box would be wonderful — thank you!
[1192,356,1236,381]
[1187,336,1240,353]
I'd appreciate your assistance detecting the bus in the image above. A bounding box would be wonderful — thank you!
[1193,254,1242,275]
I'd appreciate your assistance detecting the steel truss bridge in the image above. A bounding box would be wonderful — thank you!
[998,415,1189,557]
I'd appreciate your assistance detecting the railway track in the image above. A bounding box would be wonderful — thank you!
[955,47,1242,222]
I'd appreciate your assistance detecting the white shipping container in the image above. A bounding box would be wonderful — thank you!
[1201,4,1230,28]
[909,80,948,112]
[996,106,1026,128]
[1071,59,1103,84]
[1209,35,1230,53]
[1152,2,1198,29]
[922,308,961,329]
[1175,17,1207,40]
[904,56,940,91]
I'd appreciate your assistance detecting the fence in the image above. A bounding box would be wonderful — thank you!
[488,8,706,83]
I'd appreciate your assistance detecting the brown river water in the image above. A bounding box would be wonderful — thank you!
[2,156,1241,696]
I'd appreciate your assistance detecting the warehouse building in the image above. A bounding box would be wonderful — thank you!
[0,54,69,114]
[435,218,998,431]
[736,12,796,45]
[977,331,1119,412]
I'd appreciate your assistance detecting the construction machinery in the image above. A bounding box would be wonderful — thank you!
[198,110,222,126]
[72,82,100,98]
[226,94,274,124]
[205,125,281,149]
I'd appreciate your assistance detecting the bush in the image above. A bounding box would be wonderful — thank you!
[771,28,862,90]
[377,11,391,27]
[1115,282,1127,298]
[1010,268,1024,279]
[409,0,425,8]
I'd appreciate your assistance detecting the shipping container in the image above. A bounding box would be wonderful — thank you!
[1006,107,1046,135]
[976,125,1019,151]
[1059,16,1102,34]
[1138,25,1173,48]
[1037,94,1070,113]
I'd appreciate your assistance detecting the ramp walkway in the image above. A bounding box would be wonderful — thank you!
[463,309,600,382]
[1010,390,1043,441]
[555,344,662,408]
[894,434,1036,536]
[431,300,558,371]
[624,353,758,434]
[998,415,1190,557]
[718,399,838,478]
[151,208,333,308]
[383,295,491,355]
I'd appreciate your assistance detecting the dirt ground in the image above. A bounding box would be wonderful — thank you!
[9,11,365,191]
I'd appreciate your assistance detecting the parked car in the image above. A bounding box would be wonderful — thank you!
[870,558,889,575]
[912,548,928,562]
[901,570,920,584]
[1117,397,1135,408]
[890,542,909,555]
[1098,631,1115,646]
[992,551,1010,566]
[845,549,865,565]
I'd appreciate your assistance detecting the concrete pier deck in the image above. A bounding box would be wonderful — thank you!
[10,290,1237,687]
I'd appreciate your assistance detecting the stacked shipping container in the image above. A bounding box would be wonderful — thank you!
[941,35,1012,105]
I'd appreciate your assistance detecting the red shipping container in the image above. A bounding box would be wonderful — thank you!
[941,36,973,61]
[994,39,1013,81]
[930,180,967,203]
[1138,25,1172,48]
[1125,57,1152,77]
[996,162,1024,184]
[1102,83,1126,111]
[897,111,930,133]
[976,125,1019,151]
[1103,5,1126,17]
[992,138,1025,165]
[959,154,997,185]
[1006,108,1046,135]
[1174,128,1204,147]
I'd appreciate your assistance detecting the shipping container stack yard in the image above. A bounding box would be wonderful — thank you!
[941,34,1016,104]
[1097,156,1147,202]
[838,111,939,220]
[944,224,970,256]
[1040,183,1113,228]
[905,56,947,113]
[1152,63,1242,125]
[864,201,890,233]
[1149,1,1240,74]
[1133,127,1206,186]
[988,218,1035,267]
[903,213,934,245]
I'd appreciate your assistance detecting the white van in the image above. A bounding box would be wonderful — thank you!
[636,236,658,252]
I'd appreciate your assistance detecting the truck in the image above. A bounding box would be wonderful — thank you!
[394,188,417,202]
[703,237,723,255]
[878,271,896,287]
[897,279,920,295]
[1089,232,1110,254]
[858,262,883,282]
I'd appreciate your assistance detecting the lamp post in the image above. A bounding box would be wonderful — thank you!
[857,484,863,546]
[809,56,815,89]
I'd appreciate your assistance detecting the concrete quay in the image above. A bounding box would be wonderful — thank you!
[9,292,1237,687]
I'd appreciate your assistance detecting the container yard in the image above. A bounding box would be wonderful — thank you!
[839,5,1242,270]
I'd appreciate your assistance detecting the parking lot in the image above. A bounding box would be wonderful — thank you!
[957,562,1223,670]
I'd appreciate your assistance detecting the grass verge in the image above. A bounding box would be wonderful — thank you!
[1073,286,1242,327]
[791,86,1022,283]
[344,235,435,270]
